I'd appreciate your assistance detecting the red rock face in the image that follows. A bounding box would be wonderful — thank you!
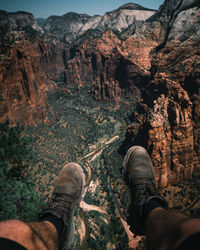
[125,3,200,187]
[143,92,194,187]
[39,39,69,81]
[64,31,150,101]
[147,43,200,187]
[127,69,199,187]
[0,35,49,125]
[0,9,71,126]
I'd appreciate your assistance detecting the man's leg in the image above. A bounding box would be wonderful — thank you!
[0,163,85,250]
[146,208,200,250]
[0,220,58,249]
[123,146,200,250]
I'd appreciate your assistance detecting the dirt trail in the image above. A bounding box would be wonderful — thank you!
[77,133,121,246]
[78,129,148,249]
[108,176,142,248]
[80,200,108,215]
[78,213,86,244]
[80,135,119,161]
[120,218,142,249]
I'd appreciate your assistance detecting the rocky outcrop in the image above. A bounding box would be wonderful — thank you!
[0,12,50,125]
[130,89,195,187]
[0,43,49,125]
[125,0,200,187]
[44,3,155,42]
[0,10,71,125]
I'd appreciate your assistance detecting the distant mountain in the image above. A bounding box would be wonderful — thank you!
[0,3,156,42]
[118,3,156,11]
[0,10,42,32]
[44,12,95,41]
[44,3,156,41]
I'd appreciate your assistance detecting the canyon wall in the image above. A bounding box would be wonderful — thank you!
[0,11,68,125]
[62,6,164,101]
[1,3,154,125]
[0,11,49,125]
[64,31,148,101]
[126,0,200,187]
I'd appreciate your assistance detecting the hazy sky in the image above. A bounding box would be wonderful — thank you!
[0,0,164,18]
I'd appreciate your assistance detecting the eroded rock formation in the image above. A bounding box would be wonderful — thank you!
[125,0,200,187]
[0,32,49,125]
[0,11,69,125]
[0,11,51,125]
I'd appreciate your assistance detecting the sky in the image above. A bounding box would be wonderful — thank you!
[0,0,164,18]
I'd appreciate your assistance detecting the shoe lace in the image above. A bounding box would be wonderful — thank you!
[49,193,74,217]
[131,178,159,202]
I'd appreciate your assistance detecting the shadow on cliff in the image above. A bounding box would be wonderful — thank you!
[118,120,153,157]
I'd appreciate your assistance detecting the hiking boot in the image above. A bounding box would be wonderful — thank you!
[123,146,167,235]
[39,163,85,249]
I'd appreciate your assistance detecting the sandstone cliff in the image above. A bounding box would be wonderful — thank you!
[0,11,50,125]
[0,10,71,125]
[64,30,147,101]
[125,0,200,187]
[39,38,69,81]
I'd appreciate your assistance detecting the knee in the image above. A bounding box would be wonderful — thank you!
[0,219,32,240]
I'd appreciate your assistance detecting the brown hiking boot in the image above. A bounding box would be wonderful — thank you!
[123,146,167,235]
[39,163,85,249]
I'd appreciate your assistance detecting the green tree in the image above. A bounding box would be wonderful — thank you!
[0,120,44,221]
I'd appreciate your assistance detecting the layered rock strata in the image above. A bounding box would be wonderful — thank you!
[39,39,69,81]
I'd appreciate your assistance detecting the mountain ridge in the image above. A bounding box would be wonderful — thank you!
[118,2,156,11]
[43,3,156,42]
